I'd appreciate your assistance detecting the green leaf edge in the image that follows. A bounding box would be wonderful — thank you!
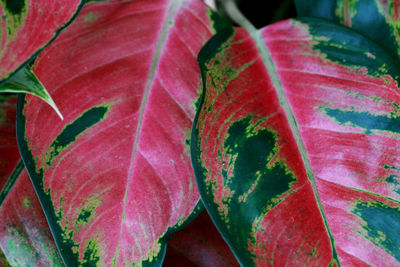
[190,25,245,265]
[16,92,205,266]
[0,160,24,207]
[0,0,86,88]
[190,17,350,266]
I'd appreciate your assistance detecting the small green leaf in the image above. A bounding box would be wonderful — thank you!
[0,66,63,119]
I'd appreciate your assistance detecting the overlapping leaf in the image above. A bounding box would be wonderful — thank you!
[17,0,226,265]
[0,0,83,82]
[192,17,400,266]
[295,0,400,62]
[164,211,239,267]
[0,0,84,116]
[0,94,62,266]
[0,169,63,266]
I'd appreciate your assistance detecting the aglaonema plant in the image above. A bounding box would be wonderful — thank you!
[2,0,400,266]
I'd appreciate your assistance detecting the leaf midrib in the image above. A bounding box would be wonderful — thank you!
[112,0,184,264]
[219,0,341,263]
[247,23,341,265]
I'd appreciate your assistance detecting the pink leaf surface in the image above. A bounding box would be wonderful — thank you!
[192,18,400,265]
[0,169,63,266]
[0,0,83,82]
[0,94,62,266]
[17,0,226,265]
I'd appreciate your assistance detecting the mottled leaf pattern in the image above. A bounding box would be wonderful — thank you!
[192,17,400,266]
[0,94,61,266]
[295,0,400,62]
[17,0,226,265]
[0,169,63,266]
[0,0,83,82]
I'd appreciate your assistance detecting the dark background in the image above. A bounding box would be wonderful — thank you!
[219,0,297,28]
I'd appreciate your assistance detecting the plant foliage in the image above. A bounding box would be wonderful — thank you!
[2,0,400,266]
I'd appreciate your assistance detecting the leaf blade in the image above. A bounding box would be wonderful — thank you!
[295,0,400,63]
[192,17,400,266]
[0,94,62,266]
[17,0,227,265]
[0,0,84,82]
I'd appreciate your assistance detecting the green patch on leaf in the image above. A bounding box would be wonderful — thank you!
[378,174,400,194]
[322,107,400,134]
[82,240,100,265]
[46,105,109,164]
[76,207,94,225]
[74,197,101,232]
[17,96,101,266]
[1,0,26,36]
[209,9,231,34]
[382,165,400,172]
[23,198,30,207]
[205,116,296,265]
[352,200,400,261]
[2,0,24,15]
[84,12,97,23]
[296,17,400,83]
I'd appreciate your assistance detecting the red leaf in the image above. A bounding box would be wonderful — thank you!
[0,169,63,266]
[0,0,83,81]
[192,18,400,265]
[17,0,226,265]
[164,211,239,267]
[0,94,62,266]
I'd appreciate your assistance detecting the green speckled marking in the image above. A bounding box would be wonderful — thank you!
[1,0,26,36]
[383,165,400,172]
[323,107,400,134]
[23,198,30,207]
[46,105,109,164]
[204,117,296,266]
[84,12,97,23]
[334,0,358,26]
[297,17,400,84]
[17,96,100,266]
[309,0,400,62]
[82,240,100,265]
[77,207,94,224]
[377,173,400,194]
[352,201,400,261]
[74,198,101,232]
[310,247,317,257]
[384,175,400,194]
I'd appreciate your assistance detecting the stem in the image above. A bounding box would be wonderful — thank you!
[217,0,340,264]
